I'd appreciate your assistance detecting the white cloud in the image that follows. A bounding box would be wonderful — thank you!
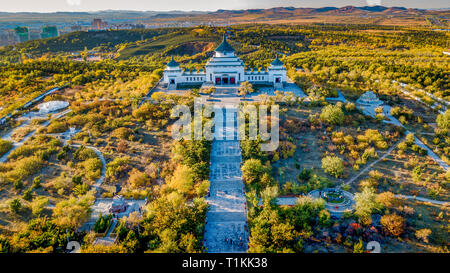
[366,0,382,6]
[66,0,82,6]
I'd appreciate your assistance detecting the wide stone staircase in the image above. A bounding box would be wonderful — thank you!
[204,106,249,253]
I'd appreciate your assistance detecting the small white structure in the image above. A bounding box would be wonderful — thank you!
[356,91,383,106]
[37,101,69,113]
[163,35,287,89]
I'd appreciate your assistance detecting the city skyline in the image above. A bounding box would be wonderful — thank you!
[0,0,448,13]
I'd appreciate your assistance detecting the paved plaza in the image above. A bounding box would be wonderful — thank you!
[80,198,146,231]
[204,105,249,253]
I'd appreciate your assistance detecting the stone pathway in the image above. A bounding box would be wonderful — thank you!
[48,128,107,188]
[71,144,106,187]
[394,82,447,115]
[0,109,72,163]
[409,132,449,172]
[359,102,448,172]
[345,139,404,185]
[273,193,448,211]
[325,90,347,103]
[204,105,249,253]
[395,194,448,206]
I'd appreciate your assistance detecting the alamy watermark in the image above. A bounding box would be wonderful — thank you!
[170,98,279,151]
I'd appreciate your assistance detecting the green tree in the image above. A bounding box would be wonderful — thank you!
[248,205,295,253]
[354,187,379,225]
[30,196,49,216]
[53,192,95,229]
[353,239,365,253]
[320,104,344,125]
[287,196,325,231]
[318,209,331,227]
[436,109,450,130]
[238,81,254,98]
[10,199,22,214]
[321,156,344,178]
[0,236,10,253]
[241,158,270,188]
[0,139,13,156]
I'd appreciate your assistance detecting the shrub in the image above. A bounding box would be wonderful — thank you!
[0,235,10,253]
[318,209,331,227]
[72,174,83,185]
[47,121,68,133]
[298,168,312,181]
[359,179,378,190]
[195,180,210,197]
[13,179,23,190]
[31,197,49,216]
[81,244,129,253]
[7,156,44,181]
[353,239,364,253]
[53,193,95,228]
[128,168,151,189]
[436,109,450,130]
[74,146,97,161]
[32,175,42,189]
[0,139,13,156]
[376,191,396,208]
[320,104,344,125]
[79,158,102,180]
[106,156,130,178]
[415,228,432,243]
[368,170,383,181]
[397,142,407,153]
[405,133,415,146]
[73,183,90,196]
[321,156,344,178]
[10,199,22,214]
[380,213,405,237]
[361,147,377,163]
[112,127,133,140]
[22,188,33,201]
[345,102,356,112]
[8,145,39,160]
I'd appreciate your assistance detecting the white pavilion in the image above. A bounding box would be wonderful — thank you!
[37,101,69,113]
[356,91,383,106]
[163,36,287,89]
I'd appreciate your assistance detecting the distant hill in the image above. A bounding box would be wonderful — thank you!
[0,5,447,29]
[206,5,427,16]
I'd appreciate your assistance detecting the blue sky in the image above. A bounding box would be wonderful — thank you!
[1,0,448,12]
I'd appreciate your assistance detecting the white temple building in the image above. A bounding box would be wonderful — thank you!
[163,36,287,89]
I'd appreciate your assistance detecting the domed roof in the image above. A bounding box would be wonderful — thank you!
[356,91,383,106]
[167,56,179,67]
[37,101,69,113]
[215,35,234,53]
[271,56,284,66]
